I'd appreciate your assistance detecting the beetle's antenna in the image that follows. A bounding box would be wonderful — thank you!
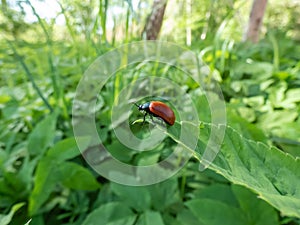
[133,102,139,108]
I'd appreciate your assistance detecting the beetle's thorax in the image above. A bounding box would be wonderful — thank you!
[139,102,151,111]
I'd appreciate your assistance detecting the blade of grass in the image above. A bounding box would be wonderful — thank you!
[25,0,70,120]
[99,0,108,43]
[6,40,53,112]
[125,3,130,43]
[24,0,60,100]
[56,0,84,73]
[268,32,279,71]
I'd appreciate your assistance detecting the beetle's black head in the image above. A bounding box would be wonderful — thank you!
[133,102,150,111]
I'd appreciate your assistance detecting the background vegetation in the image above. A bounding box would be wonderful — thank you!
[0,0,300,224]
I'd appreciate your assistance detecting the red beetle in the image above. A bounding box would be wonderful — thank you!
[135,101,175,126]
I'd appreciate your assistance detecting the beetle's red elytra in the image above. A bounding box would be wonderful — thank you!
[135,101,175,126]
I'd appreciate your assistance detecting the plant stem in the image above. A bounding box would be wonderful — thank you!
[7,40,53,112]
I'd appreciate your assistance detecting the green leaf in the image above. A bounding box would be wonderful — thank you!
[29,135,92,215]
[107,141,135,163]
[285,88,300,103]
[232,61,273,80]
[27,112,57,156]
[186,199,247,225]
[227,108,268,143]
[0,94,11,104]
[196,123,300,218]
[177,209,204,225]
[134,149,161,166]
[135,211,165,225]
[26,215,44,225]
[162,123,300,218]
[29,157,60,216]
[192,183,239,207]
[60,162,100,190]
[46,137,89,161]
[258,110,298,132]
[185,184,278,225]
[147,178,180,211]
[236,106,256,122]
[11,156,38,196]
[110,183,151,212]
[232,185,278,225]
[0,202,25,225]
[82,202,136,225]
[29,159,99,215]
[273,135,300,158]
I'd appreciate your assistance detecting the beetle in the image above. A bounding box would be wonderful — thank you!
[134,101,175,126]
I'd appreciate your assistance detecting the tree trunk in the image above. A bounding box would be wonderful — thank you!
[244,0,268,43]
[143,0,168,40]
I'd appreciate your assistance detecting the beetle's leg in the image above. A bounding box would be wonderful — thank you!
[156,117,166,127]
[142,113,147,125]
[149,114,156,125]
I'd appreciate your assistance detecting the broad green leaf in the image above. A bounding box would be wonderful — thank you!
[110,179,180,213]
[232,185,278,225]
[258,110,298,132]
[1,102,20,120]
[0,202,25,225]
[60,162,100,190]
[227,108,268,143]
[196,123,300,218]
[268,82,287,107]
[236,106,256,122]
[192,93,211,123]
[29,159,99,215]
[186,199,247,225]
[285,88,300,103]
[135,211,165,225]
[135,150,161,166]
[162,213,184,225]
[28,135,91,215]
[111,183,151,212]
[192,183,239,207]
[27,112,57,156]
[185,184,278,225]
[82,202,136,225]
[46,137,89,161]
[29,157,60,215]
[185,163,228,189]
[242,95,265,108]
[147,178,181,211]
[107,141,135,163]
[272,122,300,142]
[163,123,300,218]
[274,136,300,158]
[177,209,204,225]
[232,61,273,80]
